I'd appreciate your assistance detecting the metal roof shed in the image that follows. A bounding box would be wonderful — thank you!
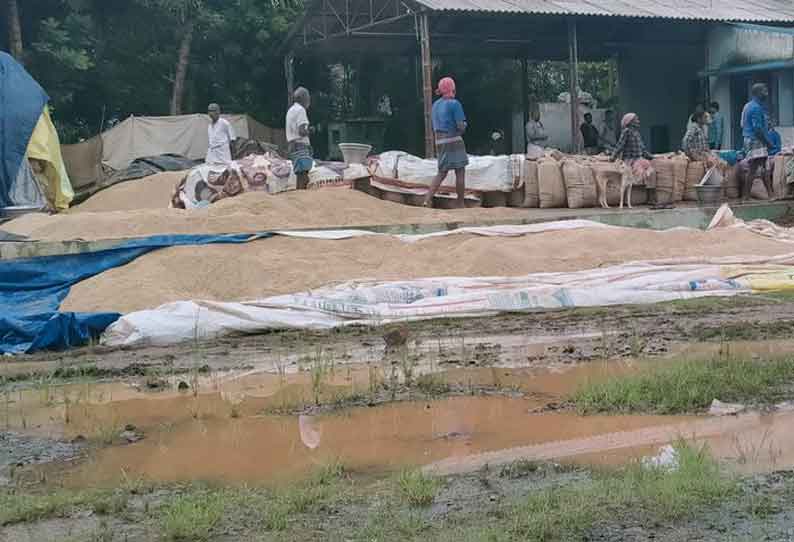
[284,0,794,156]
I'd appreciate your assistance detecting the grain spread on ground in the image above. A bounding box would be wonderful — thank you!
[70,171,188,213]
[61,227,793,314]
[6,183,533,241]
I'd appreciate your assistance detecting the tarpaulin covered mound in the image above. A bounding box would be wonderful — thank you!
[4,185,531,241]
[0,52,73,211]
[61,225,791,315]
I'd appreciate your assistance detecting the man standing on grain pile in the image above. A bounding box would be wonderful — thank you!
[286,87,314,190]
[206,103,236,165]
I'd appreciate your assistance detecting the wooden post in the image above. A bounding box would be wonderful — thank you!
[521,58,529,150]
[284,53,295,107]
[418,13,434,158]
[568,18,580,154]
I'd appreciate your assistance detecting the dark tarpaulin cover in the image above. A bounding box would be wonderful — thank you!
[0,232,272,354]
[0,52,49,207]
[107,153,202,184]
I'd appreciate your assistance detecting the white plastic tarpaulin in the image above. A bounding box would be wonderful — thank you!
[370,151,523,193]
[102,248,794,348]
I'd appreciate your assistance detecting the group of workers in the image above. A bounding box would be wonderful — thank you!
[676,83,780,200]
[203,77,782,209]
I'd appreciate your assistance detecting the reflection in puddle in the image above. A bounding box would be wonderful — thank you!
[427,411,794,476]
[68,397,688,486]
[5,337,794,486]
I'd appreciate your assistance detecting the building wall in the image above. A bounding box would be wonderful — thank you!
[619,43,705,153]
[706,23,794,150]
[710,75,733,148]
[708,25,794,68]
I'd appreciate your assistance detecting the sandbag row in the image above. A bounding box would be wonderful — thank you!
[518,152,748,209]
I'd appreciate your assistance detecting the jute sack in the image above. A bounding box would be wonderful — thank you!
[538,159,566,208]
[522,160,540,208]
[772,155,787,200]
[722,165,740,199]
[684,161,705,201]
[651,157,675,202]
[751,177,770,200]
[562,160,597,208]
[671,154,688,202]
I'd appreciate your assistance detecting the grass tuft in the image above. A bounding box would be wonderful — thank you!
[509,440,735,541]
[0,490,123,526]
[159,491,225,541]
[397,469,440,507]
[572,357,794,415]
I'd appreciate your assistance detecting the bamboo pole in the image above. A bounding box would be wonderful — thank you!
[521,58,529,151]
[568,18,580,154]
[418,13,434,158]
[285,53,295,107]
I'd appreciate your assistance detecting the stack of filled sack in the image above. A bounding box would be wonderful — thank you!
[518,151,746,209]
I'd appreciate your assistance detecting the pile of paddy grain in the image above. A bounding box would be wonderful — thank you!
[60,226,791,314]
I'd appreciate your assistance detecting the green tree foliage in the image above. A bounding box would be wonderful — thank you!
[5,0,299,142]
[4,1,616,152]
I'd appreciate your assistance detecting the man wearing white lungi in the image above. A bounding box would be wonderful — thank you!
[206,103,236,165]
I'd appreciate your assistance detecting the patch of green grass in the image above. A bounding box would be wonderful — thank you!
[397,469,440,507]
[158,491,225,541]
[224,461,348,532]
[508,441,735,541]
[358,508,431,540]
[572,357,794,415]
[309,458,346,486]
[0,490,122,526]
[90,491,129,516]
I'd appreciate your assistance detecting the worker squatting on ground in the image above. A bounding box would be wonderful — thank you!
[206,103,236,165]
[424,77,468,208]
[611,113,671,210]
[286,87,314,190]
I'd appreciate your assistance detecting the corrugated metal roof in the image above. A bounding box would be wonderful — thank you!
[413,0,794,22]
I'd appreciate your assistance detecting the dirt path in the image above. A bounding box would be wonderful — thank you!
[8,294,794,380]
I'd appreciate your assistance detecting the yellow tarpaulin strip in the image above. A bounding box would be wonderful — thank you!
[26,106,74,210]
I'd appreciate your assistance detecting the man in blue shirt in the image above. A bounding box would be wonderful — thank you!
[740,83,774,200]
[424,77,468,208]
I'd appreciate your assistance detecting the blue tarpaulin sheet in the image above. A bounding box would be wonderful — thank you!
[0,232,272,354]
[0,52,49,207]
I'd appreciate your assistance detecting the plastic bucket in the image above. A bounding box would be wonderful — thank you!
[695,185,722,206]
[339,143,372,165]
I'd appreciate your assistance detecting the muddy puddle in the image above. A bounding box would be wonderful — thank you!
[5,337,794,487]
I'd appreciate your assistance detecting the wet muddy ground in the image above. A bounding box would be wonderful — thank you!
[5,294,794,540]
